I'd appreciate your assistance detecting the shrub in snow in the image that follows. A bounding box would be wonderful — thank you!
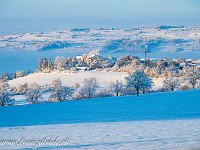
[105,68,110,72]
[97,89,112,98]
[110,80,124,96]
[0,80,14,106]
[16,70,25,78]
[25,82,43,104]
[183,67,200,89]
[181,85,190,90]
[163,76,181,91]
[71,83,80,90]
[50,79,74,102]
[125,70,153,97]
[17,83,28,95]
[73,89,85,100]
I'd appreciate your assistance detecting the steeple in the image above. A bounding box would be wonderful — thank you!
[96,48,99,55]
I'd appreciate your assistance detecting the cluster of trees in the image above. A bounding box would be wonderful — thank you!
[160,67,200,91]
[38,56,85,72]
[0,70,156,106]
[38,55,115,72]
[1,54,200,106]
[0,66,199,106]
[112,56,200,85]
[1,70,33,80]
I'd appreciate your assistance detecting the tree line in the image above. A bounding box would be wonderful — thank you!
[0,67,199,106]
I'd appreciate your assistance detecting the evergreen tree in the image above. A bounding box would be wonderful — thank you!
[48,58,54,71]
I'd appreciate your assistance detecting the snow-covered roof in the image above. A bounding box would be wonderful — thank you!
[192,61,200,64]
[76,56,83,59]
[150,58,160,62]
[89,50,97,55]
[87,54,96,58]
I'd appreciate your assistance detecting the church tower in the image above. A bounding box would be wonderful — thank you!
[96,48,99,55]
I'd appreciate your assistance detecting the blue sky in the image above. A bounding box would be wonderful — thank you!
[0,0,199,33]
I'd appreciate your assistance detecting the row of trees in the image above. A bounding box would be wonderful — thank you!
[1,70,33,80]
[0,71,154,106]
[111,56,200,88]
[1,67,199,106]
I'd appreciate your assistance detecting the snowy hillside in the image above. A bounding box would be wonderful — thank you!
[0,89,200,149]
[8,71,128,88]
[1,89,200,127]
[8,71,163,90]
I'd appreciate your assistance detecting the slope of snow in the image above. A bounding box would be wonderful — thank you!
[8,71,163,90]
[0,89,200,149]
[1,89,200,127]
[8,71,128,88]
[0,119,200,150]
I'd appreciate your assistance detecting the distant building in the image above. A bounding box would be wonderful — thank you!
[83,48,101,66]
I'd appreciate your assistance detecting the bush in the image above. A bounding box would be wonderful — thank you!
[97,89,112,98]
[181,85,190,90]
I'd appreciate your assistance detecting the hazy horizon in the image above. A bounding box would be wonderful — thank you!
[0,0,199,34]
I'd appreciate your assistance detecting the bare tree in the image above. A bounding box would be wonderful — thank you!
[50,79,74,102]
[163,76,181,91]
[25,82,43,104]
[183,67,200,89]
[82,77,98,99]
[17,83,28,95]
[110,80,123,96]
[0,80,14,106]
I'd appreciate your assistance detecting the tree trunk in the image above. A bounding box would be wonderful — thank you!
[116,92,118,96]
[136,87,139,97]
[142,90,145,94]
[89,93,91,99]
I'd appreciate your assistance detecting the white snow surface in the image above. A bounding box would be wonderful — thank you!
[0,119,200,150]
[1,86,200,150]
[8,71,127,88]
[8,71,163,90]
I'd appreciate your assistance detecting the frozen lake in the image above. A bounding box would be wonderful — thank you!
[0,49,200,73]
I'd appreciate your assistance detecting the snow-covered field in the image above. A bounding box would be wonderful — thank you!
[8,71,163,90]
[0,89,200,149]
[8,71,128,88]
[0,120,200,150]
